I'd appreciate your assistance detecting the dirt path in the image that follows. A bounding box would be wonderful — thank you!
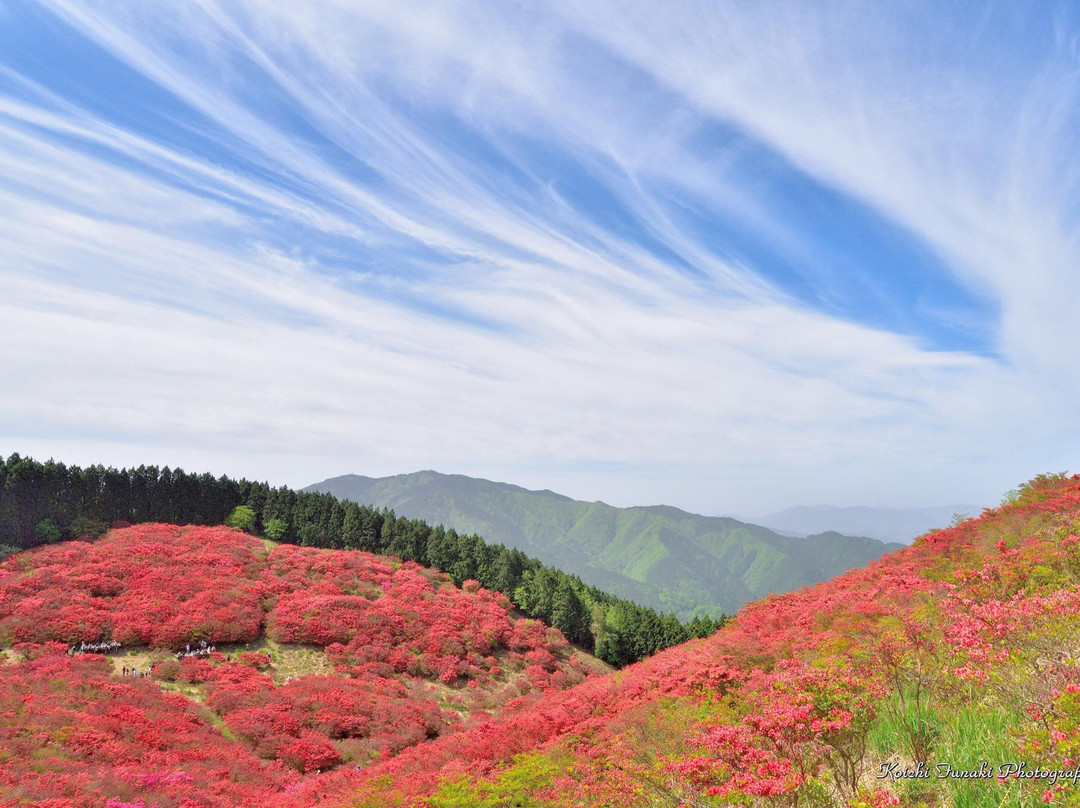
[104,636,335,684]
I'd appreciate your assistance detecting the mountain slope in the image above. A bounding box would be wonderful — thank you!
[0,454,717,668]
[306,471,903,618]
[3,474,1077,807]
[312,472,1080,808]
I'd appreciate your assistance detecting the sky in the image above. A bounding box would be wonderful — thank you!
[1,1,1078,516]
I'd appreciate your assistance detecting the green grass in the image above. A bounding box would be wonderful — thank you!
[867,691,1042,807]
[936,707,1030,808]
[428,750,563,808]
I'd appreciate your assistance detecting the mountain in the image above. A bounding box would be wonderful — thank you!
[305,471,903,619]
[4,473,1077,807]
[754,503,982,543]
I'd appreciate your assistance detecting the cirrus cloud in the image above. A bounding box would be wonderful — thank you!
[1,0,1077,513]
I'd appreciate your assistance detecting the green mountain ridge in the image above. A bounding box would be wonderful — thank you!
[305,471,903,619]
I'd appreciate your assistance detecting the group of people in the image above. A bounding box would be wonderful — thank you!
[68,640,121,655]
[175,640,217,660]
[61,638,237,675]
[64,637,249,669]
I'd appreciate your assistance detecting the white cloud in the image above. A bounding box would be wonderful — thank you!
[553,2,1080,370]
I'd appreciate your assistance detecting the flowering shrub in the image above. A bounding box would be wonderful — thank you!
[265,546,541,684]
[674,661,882,803]
[337,473,1080,807]
[7,475,1080,807]
[0,647,297,807]
[0,523,596,802]
[0,524,265,648]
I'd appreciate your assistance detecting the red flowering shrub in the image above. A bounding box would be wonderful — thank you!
[264,545,573,686]
[278,730,342,773]
[177,657,215,683]
[236,651,274,669]
[0,645,297,807]
[26,477,1080,808]
[0,524,266,648]
[0,523,597,803]
[331,474,1080,808]
[674,661,882,802]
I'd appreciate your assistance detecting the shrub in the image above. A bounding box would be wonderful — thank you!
[68,516,109,540]
[264,518,288,540]
[33,519,61,544]
[225,505,257,534]
[152,658,182,681]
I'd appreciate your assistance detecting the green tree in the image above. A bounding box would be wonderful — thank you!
[224,505,256,534]
[550,578,592,649]
[33,518,61,544]
[264,518,287,541]
[341,503,364,549]
[68,515,108,540]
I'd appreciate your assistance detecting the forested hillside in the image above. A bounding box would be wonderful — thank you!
[307,471,902,618]
[0,454,720,666]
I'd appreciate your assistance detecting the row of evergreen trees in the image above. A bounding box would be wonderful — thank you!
[0,454,723,666]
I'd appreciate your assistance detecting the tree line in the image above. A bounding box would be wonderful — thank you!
[0,454,724,666]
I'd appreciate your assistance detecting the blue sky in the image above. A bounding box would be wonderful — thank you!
[1,0,1078,514]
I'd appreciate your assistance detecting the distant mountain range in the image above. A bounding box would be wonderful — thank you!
[753,504,982,544]
[305,471,903,620]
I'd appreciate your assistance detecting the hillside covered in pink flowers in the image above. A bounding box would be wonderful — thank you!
[0,524,603,806]
[5,473,1080,807]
